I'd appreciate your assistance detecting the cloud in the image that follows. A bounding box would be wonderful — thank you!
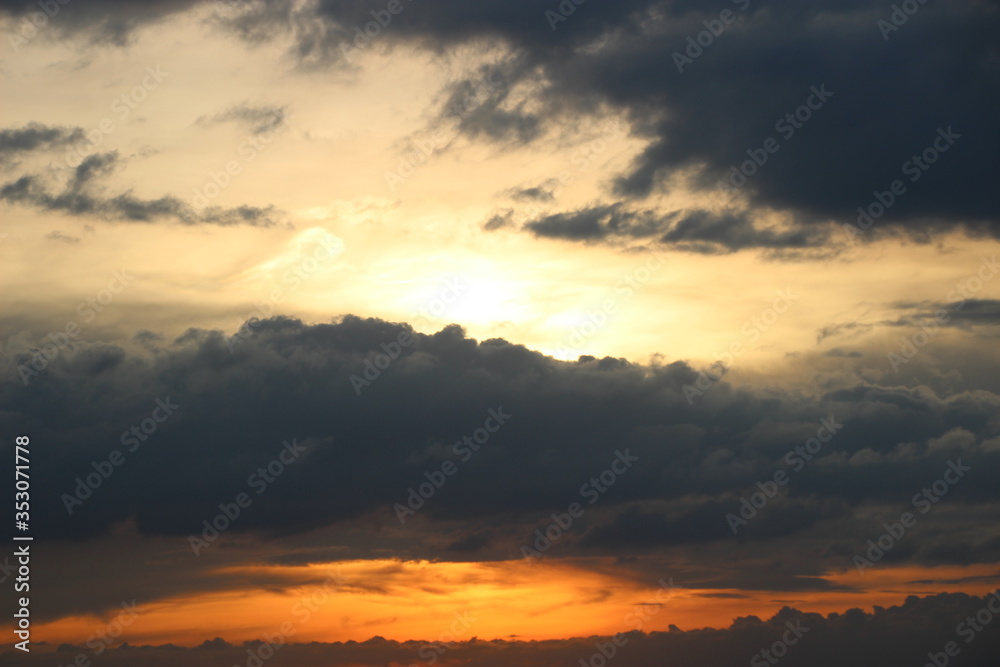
[524,203,659,241]
[435,60,542,145]
[246,0,1000,242]
[823,348,864,358]
[197,102,288,135]
[9,2,997,241]
[899,299,1000,329]
[519,203,831,254]
[45,230,80,244]
[816,297,1000,347]
[580,496,852,548]
[502,184,556,202]
[482,208,515,231]
[0,122,84,158]
[0,0,205,46]
[0,147,281,227]
[3,314,997,582]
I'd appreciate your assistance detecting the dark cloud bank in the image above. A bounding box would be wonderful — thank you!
[3,316,998,562]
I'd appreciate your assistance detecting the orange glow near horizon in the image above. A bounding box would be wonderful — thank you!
[24,559,1000,649]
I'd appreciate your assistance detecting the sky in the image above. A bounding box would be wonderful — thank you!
[1,1,1000,666]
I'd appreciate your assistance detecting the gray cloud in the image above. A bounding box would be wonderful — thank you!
[44,230,81,244]
[0,0,205,46]
[897,299,1000,329]
[4,315,997,568]
[520,203,832,254]
[502,184,556,202]
[197,102,288,135]
[0,147,281,227]
[0,122,84,158]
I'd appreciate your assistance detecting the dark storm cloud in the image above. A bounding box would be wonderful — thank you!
[580,495,853,548]
[250,0,1000,248]
[3,315,998,569]
[0,146,280,227]
[8,1,997,240]
[269,0,997,241]
[5,593,1000,667]
[197,102,288,135]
